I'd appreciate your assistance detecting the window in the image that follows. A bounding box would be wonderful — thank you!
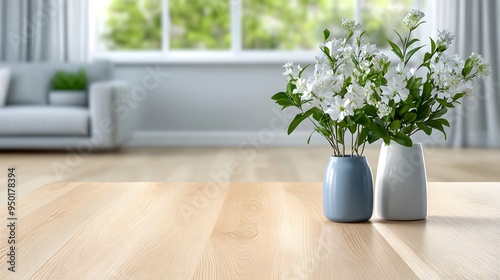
[91,0,420,62]
[242,0,353,50]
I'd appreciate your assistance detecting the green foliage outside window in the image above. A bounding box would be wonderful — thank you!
[103,0,162,50]
[169,0,231,50]
[102,0,414,51]
[242,0,353,50]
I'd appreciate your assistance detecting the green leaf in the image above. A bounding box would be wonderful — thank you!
[393,132,413,147]
[275,99,295,109]
[371,122,389,141]
[298,64,310,78]
[293,92,301,107]
[462,58,473,77]
[404,112,417,122]
[354,113,370,127]
[357,128,369,146]
[322,46,330,57]
[286,82,294,95]
[387,40,404,61]
[323,29,330,41]
[287,109,313,135]
[405,45,425,64]
[337,126,344,143]
[417,123,432,135]
[412,21,426,30]
[453,91,467,102]
[350,54,359,67]
[436,45,447,52]
[367,131,380,144]
[399,104,412,117]
[407,38,420,47]
[364,105,378,117]
[416,104,431,121]
[426,120,447,139]
[348,124,357,134]
[403,125,413,134]
[311,107,324,121]
[432,107,448,118]
[437,98,448,107]
[422,82,432,101]
[394,30,405,45]
[407,91,415,102]
[307,131,315,145]
[51,69,87,90]
[315,127,331,138]
[389,120,401,131]
[436,118,450,127]
[430,38,436,52]
[271,92,288,101]
[423,52,431,63]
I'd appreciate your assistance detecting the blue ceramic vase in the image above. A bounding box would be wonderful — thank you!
[323,155,373,223]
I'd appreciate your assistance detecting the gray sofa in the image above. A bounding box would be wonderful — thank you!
[0,60,135,150]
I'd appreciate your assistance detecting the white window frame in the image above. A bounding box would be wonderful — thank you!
[89,0,421,64]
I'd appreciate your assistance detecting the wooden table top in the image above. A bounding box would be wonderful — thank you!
[1,182,499,279]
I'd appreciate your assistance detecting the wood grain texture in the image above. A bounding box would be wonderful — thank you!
[372,183,500,279]
[0,182,498,279]
[1,147,500,201]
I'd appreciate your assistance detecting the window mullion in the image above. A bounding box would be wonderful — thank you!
[163,0,170,53]
[355,0,362,23]
[231,0,242,53]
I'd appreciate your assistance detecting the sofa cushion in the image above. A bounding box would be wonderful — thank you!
[0,60,113,105]
[0,106,89,136]
[0,68,11,106]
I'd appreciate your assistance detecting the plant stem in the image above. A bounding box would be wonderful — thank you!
[342,128,346,156]
[306,117,336,151]
[351,131,354,156]
[361,140,367,155]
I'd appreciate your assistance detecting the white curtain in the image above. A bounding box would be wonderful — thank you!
[0,0,88,62]
[425,0,500,147]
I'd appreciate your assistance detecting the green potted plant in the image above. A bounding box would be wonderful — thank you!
[49,69,88,106]
[272,10,490,223]
[371,10,490,221]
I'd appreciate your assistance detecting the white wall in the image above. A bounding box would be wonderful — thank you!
[115,63,450,147]
[115,63,323,146]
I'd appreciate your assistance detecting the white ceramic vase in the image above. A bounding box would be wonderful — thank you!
[375,143,427,220]
[49,91,87,106]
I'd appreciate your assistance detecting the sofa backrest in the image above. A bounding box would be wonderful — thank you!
[0,60,113,105]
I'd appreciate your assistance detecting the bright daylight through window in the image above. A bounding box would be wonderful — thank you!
[92,0,417,60]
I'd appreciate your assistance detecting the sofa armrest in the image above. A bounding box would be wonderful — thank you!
[89,81,136,148]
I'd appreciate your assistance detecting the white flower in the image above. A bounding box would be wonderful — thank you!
[282,62,303,80]
[341,18,362,34]
[283,61,294,77]
[456,81,473,96]
[372,54,388,72]
[380,76,409,103]
[469,53,492,78]
[294,77,307,94]
[323,39,344,57]
[386,62,405,78]
[407,67,417,79]
[470,52,485,65]
[434,89,451,100]
[377,102,392,118]
[345,84,366,109]
[436,30,455,50]
[325,96,353,122]
[403,9,425,29]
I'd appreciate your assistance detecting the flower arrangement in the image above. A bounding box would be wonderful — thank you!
[272,10,490,157]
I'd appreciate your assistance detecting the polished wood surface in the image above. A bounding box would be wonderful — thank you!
[1,147,500,201]
[1,182,498,279]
